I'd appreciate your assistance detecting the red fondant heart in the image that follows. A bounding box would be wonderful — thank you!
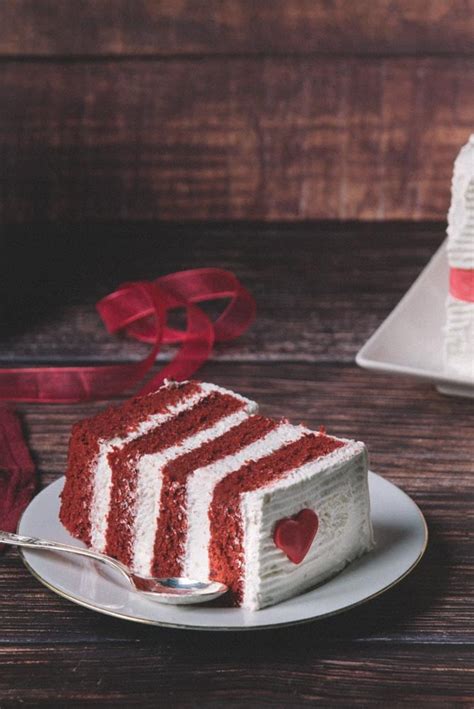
[273,508,319,564]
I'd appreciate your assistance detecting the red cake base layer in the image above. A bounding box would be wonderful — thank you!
[60,381,200,544]
[105,392,246,566]
[59,424,99,545]
[208,433,344,604]
[152,415,278,577]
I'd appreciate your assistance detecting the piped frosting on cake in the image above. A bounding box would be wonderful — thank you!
[60,381,257,549]
[444,135,474,380]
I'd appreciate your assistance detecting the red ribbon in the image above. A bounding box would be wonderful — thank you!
[450,268,474,302]
[0,268,256,403]
[0,406,36,545]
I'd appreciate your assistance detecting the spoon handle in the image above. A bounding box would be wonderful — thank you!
[0,530,131,583]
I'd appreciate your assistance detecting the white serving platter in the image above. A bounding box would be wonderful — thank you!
[356,240,474,398]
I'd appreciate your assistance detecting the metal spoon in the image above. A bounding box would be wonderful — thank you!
[1,531,228,605]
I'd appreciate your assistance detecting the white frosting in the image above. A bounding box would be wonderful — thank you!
[444,295,474,379]
[241,441,373,610]
[89,381,257,552]
[447,135,474,269]
[184,422,308,580]
[444,135,474,378]
[132,408,253,575]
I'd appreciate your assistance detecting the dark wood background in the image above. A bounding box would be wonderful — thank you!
[1,1,473,222]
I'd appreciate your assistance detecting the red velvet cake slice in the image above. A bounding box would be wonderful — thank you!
[60,381,257,552]
[60,380,373,610]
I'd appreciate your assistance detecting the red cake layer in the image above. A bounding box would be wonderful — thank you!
[60,380,200,544]
[105,392,246,566]
[152,415,279,577]
[208,433,344,603]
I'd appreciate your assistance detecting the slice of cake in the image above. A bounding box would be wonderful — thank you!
[444,135,474,380]
[60,381,258,552]
[60,381,374,610]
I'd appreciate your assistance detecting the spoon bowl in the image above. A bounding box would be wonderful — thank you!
[1,531,228,605]
[130,575,228,604]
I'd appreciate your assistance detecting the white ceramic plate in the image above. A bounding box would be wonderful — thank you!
[356,240,474,399]
[18,473,427,631]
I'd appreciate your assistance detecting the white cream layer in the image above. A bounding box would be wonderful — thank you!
[444,295,474,380]
[89,381,256,552]
[132,407,254,575]
[184,422,308,580]
[241,440,373,610]
[447,135,474,270]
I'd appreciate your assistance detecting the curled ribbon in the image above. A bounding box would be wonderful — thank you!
[0,406,36,545]
[0,268,256,403]
[450,267,474,302]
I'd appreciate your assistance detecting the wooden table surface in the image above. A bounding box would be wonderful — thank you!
[1,222,473,706]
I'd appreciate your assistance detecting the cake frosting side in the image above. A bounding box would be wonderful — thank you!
[444,135,474,380]
[241,440,372,610]
[206,431,373,609]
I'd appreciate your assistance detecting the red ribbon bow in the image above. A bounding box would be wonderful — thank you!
[0,406,36,547]
[0,268,255,543]
[0,268,256,403]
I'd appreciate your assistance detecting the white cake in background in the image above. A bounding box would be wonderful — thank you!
[444,135,474,380]
[61,380,374,611]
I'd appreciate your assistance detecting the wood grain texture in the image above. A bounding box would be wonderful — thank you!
[0,644,473,706]
[0,223,473,706]
[1,59,472,222]
[1,0,473,56]
[0,222,446,362]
